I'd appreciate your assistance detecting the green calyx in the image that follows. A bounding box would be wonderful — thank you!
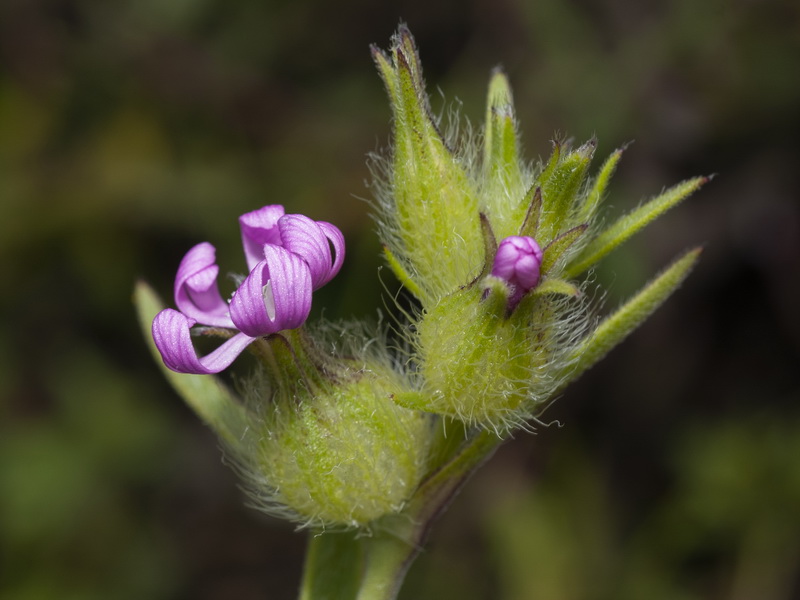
[398,282,573,433]
[231,332,431,529]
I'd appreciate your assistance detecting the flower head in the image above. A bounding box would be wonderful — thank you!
[152,205,344,374]
[491,235,543,311]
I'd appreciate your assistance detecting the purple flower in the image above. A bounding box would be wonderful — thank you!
[152,205,345,374]
[491,236,543,311]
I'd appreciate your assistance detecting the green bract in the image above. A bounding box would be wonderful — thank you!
[371,26,705,432]
[226,330,431,528]
[239,357,430,527]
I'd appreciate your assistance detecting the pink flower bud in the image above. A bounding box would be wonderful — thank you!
[491,236,543,311]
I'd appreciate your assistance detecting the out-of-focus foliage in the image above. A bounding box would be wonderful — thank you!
[1,0,798,598]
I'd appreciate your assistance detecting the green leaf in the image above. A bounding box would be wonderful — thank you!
[565,247,702,384]
[133,281,248,446]
[566,176,708,277]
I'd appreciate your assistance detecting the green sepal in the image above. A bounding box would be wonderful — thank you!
[564,247,702,384]
[533,278,581,297]
[371,46,398,109]
[133,281,248,446]
[517,185,543,240]
[476,212,498,281]
[537,138,596,244]
[537,139,562,189]
[566,176,708,277]
[373,26,482,303]
[390,391,428,412]
[540,224,588,276]
[483,67,523,231]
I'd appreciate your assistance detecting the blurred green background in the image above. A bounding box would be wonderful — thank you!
[1,0,799,598]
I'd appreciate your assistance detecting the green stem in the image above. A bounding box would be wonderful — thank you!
[299,530,363,600]
[355,528,420,600]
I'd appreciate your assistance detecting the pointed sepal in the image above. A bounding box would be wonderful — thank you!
[537,138,596,244]
[540,224,588,276]
[517,185,543,240]
[483,68,524,236]
[532,278,581,298]
[373,26,482,304]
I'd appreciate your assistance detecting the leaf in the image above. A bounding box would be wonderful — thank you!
[566,176,708,277]
[564,247,702,385]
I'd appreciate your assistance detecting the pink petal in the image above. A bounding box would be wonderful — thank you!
[174,243,235,328]
[239,205,286,271]
[277,214,333,290]
[317,221,346,286]
[229,244,313,337]
[152,308,256,374]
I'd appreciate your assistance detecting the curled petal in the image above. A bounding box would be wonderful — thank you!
[152,308,256,374]
[239,205,286,271]
[277,214,335,290]
[317,221,346,285]
[229,245,313,337]
[174,243,234,328]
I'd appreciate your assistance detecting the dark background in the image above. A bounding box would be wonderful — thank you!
[2,0,799,598]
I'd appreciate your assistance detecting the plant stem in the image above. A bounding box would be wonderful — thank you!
[355,529,420,600]
[299,530,362,600]
[297,428,502,600]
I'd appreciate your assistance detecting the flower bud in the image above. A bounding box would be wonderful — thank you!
[490,236,543,311]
